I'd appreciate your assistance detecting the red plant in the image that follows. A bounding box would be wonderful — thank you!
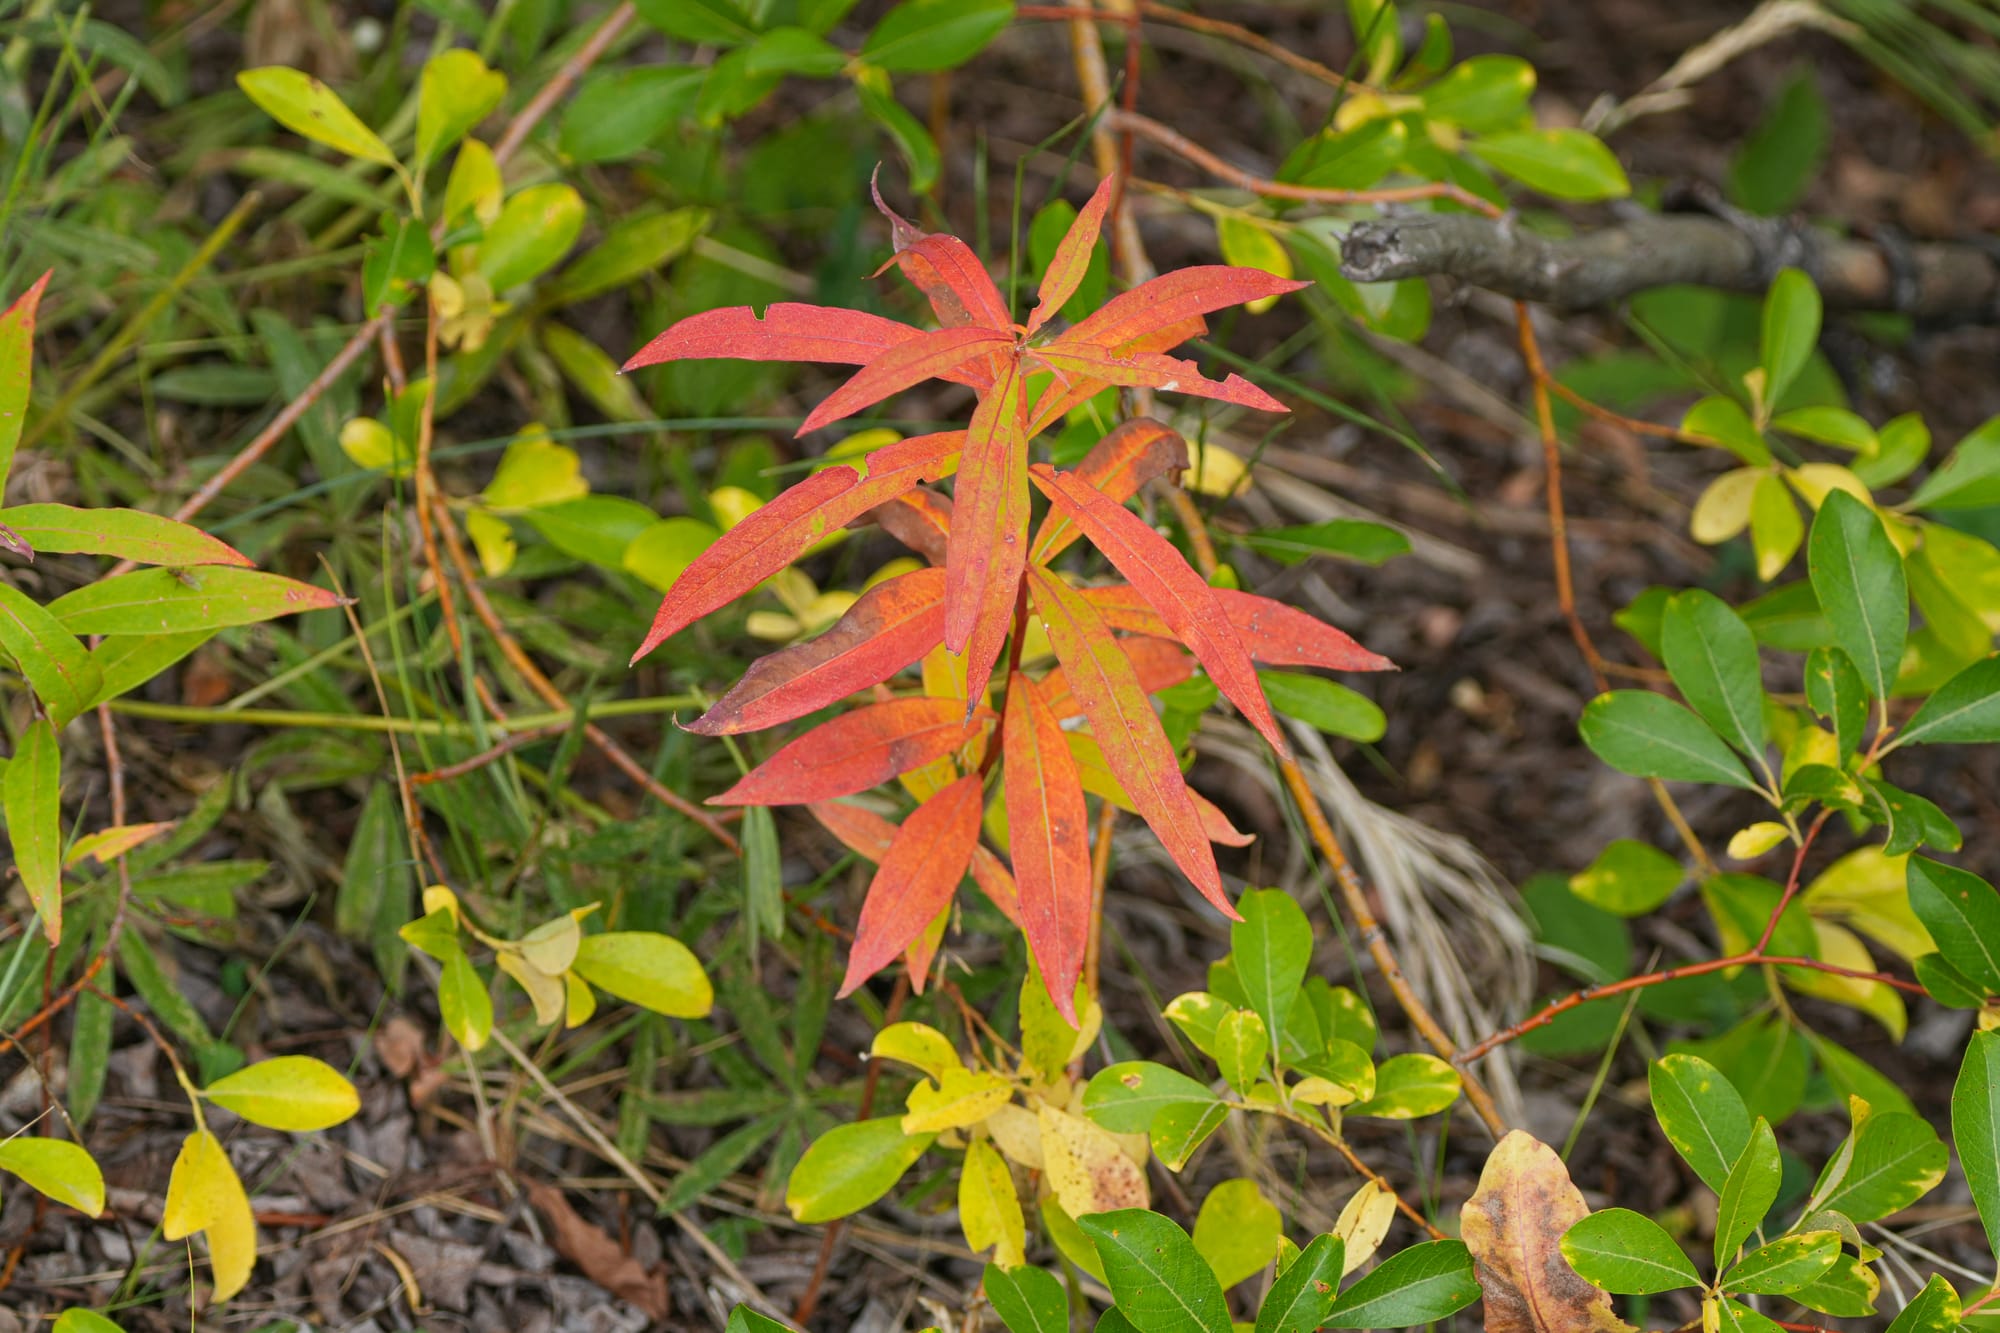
[624,177,1392,1019]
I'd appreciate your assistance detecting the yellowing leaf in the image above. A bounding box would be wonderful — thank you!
[438,947,493,1051]
[497,949,567,1026]
[1803,847,1931,961]
[571,931,714,1018]
[1215,217,1294,314]
[162,1129,258,1301]
[986,1102,1045,1170]
[483,428,588,512]
[1333,1179,1398,1275]
[1728,822,1790,860]
[466,508,516,577]
[1192,1177,1283,1288]
[0,1137,104,1215]
[63,821,173,869]
[1038,1103,1148,1219]
[3,718,61,943]
[519,910,587,975]
[1691,468,1763,545]
[1788,921,1906,1039]
[1187,444,1250,499]
[870,1021,961,1081]
[237,67,396,167]
[1462,1131,1637,1333]
[959,1137,1026,1267]
[202,1056,361,1132]
[902,1067,1012,1133]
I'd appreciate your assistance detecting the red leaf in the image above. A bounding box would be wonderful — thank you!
[1066,733,1254,847]
[969,845,1023,926]
[1040,636,1192,720]
[1003,674,1092,1023]
[1032,344,1288,413]
[809,801,897,861]
[631,435,961,663]
[1196,795,1255,847]
[1029,420,1189,563]
[1028,566,1230,917]
[1080,585,1396,673]
[943,358,1030,707]
[622,303,923,372]
[1216,590,1396,673]
[712,698,986,806]
[870,174,1013,333]
[1064,265,1309,353]
[839,774,984,995]
[688,568,946,735]
[1027,175,1116,333]
[902,905,952,993]
[872,488,953,564]
[1032,465,1288,756]
[799,327,1012,435]
[1023,316,1213,433]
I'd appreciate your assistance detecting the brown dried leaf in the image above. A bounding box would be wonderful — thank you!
[1460,1131,1638,1333]
[527,1181,671,1321]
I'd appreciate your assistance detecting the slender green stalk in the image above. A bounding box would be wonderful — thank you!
[105,694,700,736]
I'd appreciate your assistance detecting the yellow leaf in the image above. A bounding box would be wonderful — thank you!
[1215,217,1293,315]
[163,1130,258,1301]
[422,884,461,922]
[1727,822,1790,860]
[519,911,584,976]
[1332,1179,1398,1275]
[497,949,567,1026]
[466,508,516,577]
[201,1056,361,1132]
[0,1137,104,1215]
[709,486,764,531]
[564,969,596,1028]
[985,1102,1044,1170]
[1802,847,1932,961]
[870,1022,961,1082]
[1690,467,1763,545]
[1187,444,1250,499]
[959,1138,1026,1268]
[482,426,588,512]
[63,821,174,869]
[1787,921,1906,1040]
[902,1067,1012,1134]
[1787,463,1871,510]
[1038,1103,1148,1219]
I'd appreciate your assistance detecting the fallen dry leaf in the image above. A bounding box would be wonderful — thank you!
[1460,1130,1637,1333]
[526,1180,671,1321]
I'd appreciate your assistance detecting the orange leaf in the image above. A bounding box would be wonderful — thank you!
[689,568,946,735]
[1003,674,1092,1022]
[943,358,1030,706]
[1028,567,1230,917]
[1031,344,1288,413]
[1025,318,1214,434]
[1064,265,1309,353]
[623,302,925,372]
[1065,732,1252,847]
[872,174,1014,333]
[800,327,1012,435]
[1027,175,1116,333]
[631,434,960,663]
[809,801,898,860]
[1462,1132,1639,1333]
[969,845,1023,926]
[902,904,952,993]
[840,774,984,995]
[1032,465,1287,756]
[712,698,986,806]
[1029,420,1189,564]
[873,488,953,564]
[1080,585,1395,673]
[1040,636,1192,720]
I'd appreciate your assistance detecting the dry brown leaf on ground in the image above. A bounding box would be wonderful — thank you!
[1460,1131,1637,1333]
[526,1180,672,1321]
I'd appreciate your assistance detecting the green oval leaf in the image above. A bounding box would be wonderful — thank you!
[1724,1231,1839,1295]
[1953,1031,2000,1263]
[46,567,347,636]
[477,183,585,291]
[1760,268,1822,409]
[787,1116,934,1223]
[1579,691,1758,790]
[1561,1207,1702,1294]
[1907,857,2000,996]
[571,931,714,1018]
[237,67,395,166]
[1806,491,1907,701]
[1347,1053,1459,1119]
[1714,1117,1780,1268]
[1082,1061,1221,1134]
[1256,1232,1345,1333]
[1650,1053,1753,1194]
[1661,589,1767,765]
[416,49,507,168]
[1322,1239,1481,1328]
[1898,656,2000,747]
[0,1136,104,1215]
[201,1055,361,1132]
[1468,127,1629,200]
[1078,1208,1233,1333]
[1233,889,1312,1053]
[862,0,1012,73]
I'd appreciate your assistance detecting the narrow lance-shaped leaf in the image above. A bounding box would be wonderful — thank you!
[0,272,50,483]
[1807,491,1907,701]
[1083,584,1396,673]
[944,358,1030,706]
[1028,174,1117,332]
[625,302,932,371]
[3,719,61,943]
[46,567,350,636]
[1029,565,1231,917]
[1029,418,1190,563]
[1034,464,1287,755]
[1031,344,1290,413]
[689,568,946,735]
[1039,636,1193,718]
[1003,675,1092,1022]
[713,698,987,806]
[871,172,1014,332]
[0,504,253,567]
[1062,265,1311,353]
[0,584,100,727]
[799,326,1012,434]
[840,774,983,995]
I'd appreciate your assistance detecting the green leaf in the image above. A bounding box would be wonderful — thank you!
[787,1116,933,1223]
[0,1137,104,1215]
[0,583,100,727]
[1650,1053,1753,1194]
[1909,416,2000,510]
[1729,70,1829,216]
[1078,1209,1232,1333]
[1151,1098,1229,1171]
[1020,965,1084,1079]
[985,1262,1070,1333]
[1258,670,1385,742]
[1726,1231,1840,1295]
[546,207,707,306]
[1683,396,1772,465]
[1810,1110,1947,1223]
[416,48,506,167]
[1908,857,2000,995]
[743,803,783,945]
[1898,656,2000,746]
[53,1311,126,1333]
[1715,1296,1789,1333]
[559,66,704,163]
[1683,1010,1808,1127]
[855,72,939,193]
[1561,1208,1702,1294]
[1468,127,1628,200]
[1346,1053,1458,1119]
[1240,520,1409,567]
[46,567,345,635]
[572,931,714,1017]
[477,183,585,290]
[861,0,1012,72]
[438,945,492,1051]
[1256,1233,1345,1333]
[1579,691,1758,789]
[1571,838,1682,917]
[69,957,112,1125]
[634,0,764,43]
[1661,589,1767,765]
[1192,1178,1282,1289]
[1421,55,1534,132]
[1789,1252,1878,1317]
[202,1056,360,1131]
[1715,1117,1780,1268]
[1885,1274,1960,1333]
[3,719,61,940]
[237,67,396,166]
[1083,1061,1221,1134]
[742,26,848,77]
[362,215,436,317]
[1914,950,1986,1008]
[1807,492,1906,701]
[0,273,47,484]
[1805,646,1869,760]
[1232,890,1311,1055]
[1760,268,1822,409]
[1322,1240,1480,1328]
[1214,1008,1269,1093]
[0,503,250,568]
[1954,1030,2000,1261]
